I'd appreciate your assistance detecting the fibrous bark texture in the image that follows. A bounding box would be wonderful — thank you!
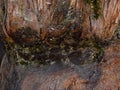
[0,0,120,90]
[1,41,120,90]
[91,0,120,40]
[3,0,120,43]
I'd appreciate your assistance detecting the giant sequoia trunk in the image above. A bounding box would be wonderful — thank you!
[0,0,120,90]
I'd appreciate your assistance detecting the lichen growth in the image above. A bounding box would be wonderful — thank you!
[4,0,103,66]
[6,34,104,66]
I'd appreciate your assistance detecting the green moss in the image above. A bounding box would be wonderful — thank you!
[84,0,101,19]
[6,30,104,66]
[18,60,29,65]
[78,37,104,63]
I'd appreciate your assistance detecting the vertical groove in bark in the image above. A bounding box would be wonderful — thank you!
[91,0,120,41]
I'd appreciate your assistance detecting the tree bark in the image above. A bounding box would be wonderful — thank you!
[0,0,120,90]
[2,0,120,43]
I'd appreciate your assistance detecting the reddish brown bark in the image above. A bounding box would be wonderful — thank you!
[0,0,120,90]
[0,41,120,90]
[2,0,119,44]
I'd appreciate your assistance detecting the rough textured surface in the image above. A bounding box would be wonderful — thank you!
[0,40,120,90]
[3,0,120,44]
[91,0,120,40]
[94,40,120,90]
[0,0,120,90]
